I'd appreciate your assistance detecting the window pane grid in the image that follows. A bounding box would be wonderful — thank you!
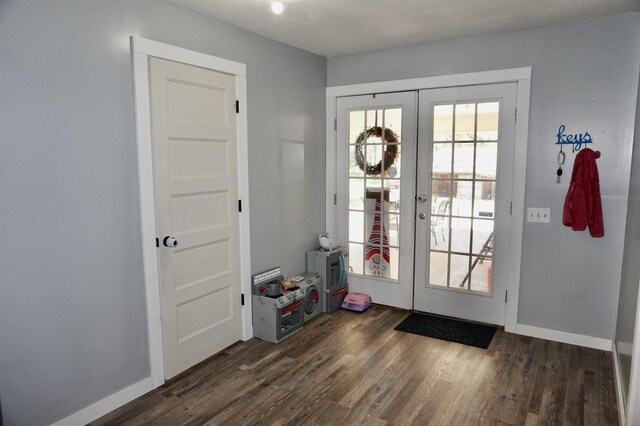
[348,107,402,280]
[428,101,499,293]
[432,178,497,182]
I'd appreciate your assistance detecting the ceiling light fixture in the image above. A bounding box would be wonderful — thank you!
[271,1,284,15]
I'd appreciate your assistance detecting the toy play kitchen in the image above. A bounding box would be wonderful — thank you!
[251,244,355,344]
[251,267,305,344]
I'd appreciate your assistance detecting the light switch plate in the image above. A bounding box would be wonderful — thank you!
[527,207,550,223]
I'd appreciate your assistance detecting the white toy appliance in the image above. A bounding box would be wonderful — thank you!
[306,247,349,313]
[297,273,323,322]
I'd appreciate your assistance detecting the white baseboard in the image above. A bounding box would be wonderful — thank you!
[51,377,153,426]
[514,323,613,351]
[612,341,627,426]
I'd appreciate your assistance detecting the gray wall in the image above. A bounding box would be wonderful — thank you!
[0,1,326,424]
[615,72,640,409]
[328,13,640,339]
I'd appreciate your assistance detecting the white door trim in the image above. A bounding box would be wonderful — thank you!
[131,36,252,389]
[612,341,627,426]
[621,274,640,426]
[326,67,531,333]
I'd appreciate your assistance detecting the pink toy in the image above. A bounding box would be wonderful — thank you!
[341,292,372,312]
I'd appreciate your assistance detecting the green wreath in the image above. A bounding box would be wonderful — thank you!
[354,126,399,175]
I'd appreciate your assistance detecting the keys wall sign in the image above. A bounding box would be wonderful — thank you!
[556,124,593,153]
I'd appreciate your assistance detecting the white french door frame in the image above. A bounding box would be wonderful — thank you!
[326,67,531,332]
[131,36,253,389]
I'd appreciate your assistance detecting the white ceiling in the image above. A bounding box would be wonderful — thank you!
[171,0,640,57]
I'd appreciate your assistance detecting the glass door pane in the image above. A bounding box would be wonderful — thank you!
[347,108,403,280]
[427,101,499,293]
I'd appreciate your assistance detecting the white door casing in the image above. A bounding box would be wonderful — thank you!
[149,57,243,379]
[132,36,252,388]
[336,92,417,309]
[413,83,517,326]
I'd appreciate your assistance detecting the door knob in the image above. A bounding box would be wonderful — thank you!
[163,236,178,247]
[418,212,427,220]
[417,194,428,203]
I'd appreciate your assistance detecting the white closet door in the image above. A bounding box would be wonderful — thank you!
[149,57,242,379]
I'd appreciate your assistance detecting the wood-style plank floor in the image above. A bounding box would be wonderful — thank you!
[93,305,618,425]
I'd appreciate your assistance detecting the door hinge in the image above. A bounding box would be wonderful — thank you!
[505,290,508,303]
[238,199,242,212]
[241,294,245,306]
[510,202,513,215]
[334,119,337,131]
[235,100,240,114]
[515,108,517,122]
[334,194,337,205]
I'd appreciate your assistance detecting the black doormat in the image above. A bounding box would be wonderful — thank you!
[394,313,496,349]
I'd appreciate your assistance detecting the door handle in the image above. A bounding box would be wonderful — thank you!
[163,236,178,247]
[418,212,427,220]
[417,194,428,203]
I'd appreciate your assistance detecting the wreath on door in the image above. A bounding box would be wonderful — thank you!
[354,126,399,176]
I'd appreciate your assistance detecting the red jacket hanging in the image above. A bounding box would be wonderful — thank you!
[562,148,604,237]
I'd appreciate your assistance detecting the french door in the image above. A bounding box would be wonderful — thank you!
[336,92,417,309]
[336,83,517,325]
[414,83,517,326]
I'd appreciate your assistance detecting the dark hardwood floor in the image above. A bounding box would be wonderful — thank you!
[93,305,618,425]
